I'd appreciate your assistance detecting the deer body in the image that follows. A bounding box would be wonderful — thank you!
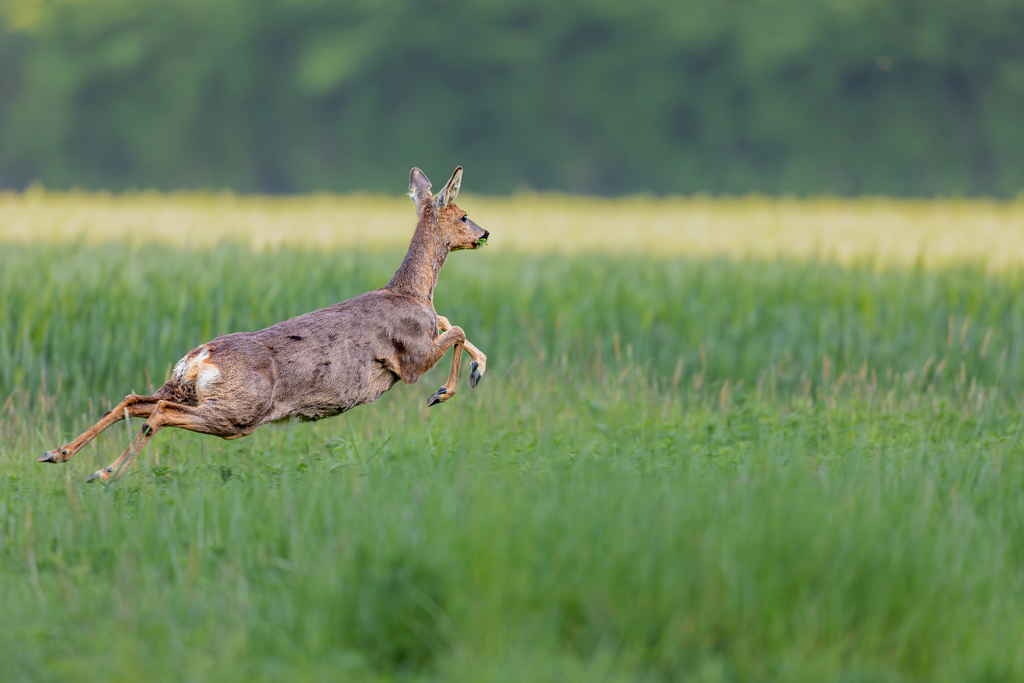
[172,291,438,428]
[40,167,489,482]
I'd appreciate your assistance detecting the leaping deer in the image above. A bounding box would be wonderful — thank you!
[39,166,489,483]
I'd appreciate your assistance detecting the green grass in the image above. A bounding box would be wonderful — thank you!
[3,242,1024,681]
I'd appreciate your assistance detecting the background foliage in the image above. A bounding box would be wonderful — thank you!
[2,0,1024,196]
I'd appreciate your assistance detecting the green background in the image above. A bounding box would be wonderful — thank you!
[3,0,1024,196]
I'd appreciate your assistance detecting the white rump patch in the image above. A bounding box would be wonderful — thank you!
[196,363,221,391]
[172,358,188,382]
[172,345,214,387]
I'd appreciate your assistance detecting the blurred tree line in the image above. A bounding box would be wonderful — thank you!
[1,0,1023,196]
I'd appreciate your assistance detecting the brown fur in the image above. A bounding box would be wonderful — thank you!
[39,167,490,483]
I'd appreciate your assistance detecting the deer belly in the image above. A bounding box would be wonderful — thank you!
[278,359,398,422]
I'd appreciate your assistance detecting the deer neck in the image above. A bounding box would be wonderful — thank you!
[387,218,449,302]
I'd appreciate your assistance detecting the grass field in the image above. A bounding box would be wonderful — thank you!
[3,193,1024,681]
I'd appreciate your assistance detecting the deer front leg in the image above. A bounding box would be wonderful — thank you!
[437,315,487,388]
[426,325,466,407]
[39,393,162,463]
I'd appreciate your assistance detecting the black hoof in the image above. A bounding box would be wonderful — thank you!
[426,386,447,407]
[85,467,112,484]
[470,362,482,388]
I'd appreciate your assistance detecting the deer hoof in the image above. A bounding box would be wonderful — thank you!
[470,361,484,388]
[86,467,113,484]
[427,387,447,407]
[39,448,70,463]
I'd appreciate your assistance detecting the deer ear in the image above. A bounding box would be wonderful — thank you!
[409,168,432,211]
[435,166,462,209]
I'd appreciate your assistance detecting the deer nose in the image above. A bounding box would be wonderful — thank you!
[481,230,489,239]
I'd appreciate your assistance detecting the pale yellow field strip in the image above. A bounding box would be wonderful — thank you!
[1,191,1022,269]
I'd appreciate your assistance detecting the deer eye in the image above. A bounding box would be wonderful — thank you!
[461,215,468,223]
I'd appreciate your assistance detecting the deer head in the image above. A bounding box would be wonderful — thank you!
[409,167,489,250]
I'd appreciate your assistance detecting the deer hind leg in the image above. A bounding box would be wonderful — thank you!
[86,400,249,484]
[39,393,163,464]
[437,315,487,388]
[426,325,467,407]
